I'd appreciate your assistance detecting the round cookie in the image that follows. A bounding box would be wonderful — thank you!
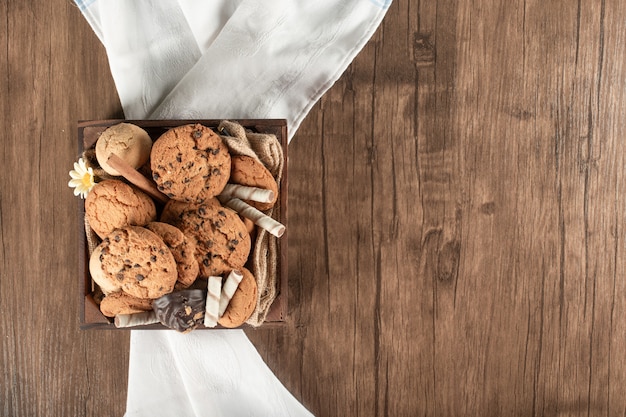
[150,124,231,203]
[159,198,190,226]
[160,198,251,277]
[241,216,256,241]
[99,291,153,317]
[94,226,177,299]
[95,123,153,176]
[85,179,157,239]
[89,244,122,295]
[229,155,278,211]
[218,267,258,328]
[145,222,199,288]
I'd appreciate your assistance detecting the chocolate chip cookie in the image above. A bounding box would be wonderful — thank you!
[145,221,199,288]
[92,226,177,299]
[218,267,258,328]
[85,179,157,239]
[160,198,251,277]
[229,155,278,211]
[99,291,153,317]
[150,123,231,203]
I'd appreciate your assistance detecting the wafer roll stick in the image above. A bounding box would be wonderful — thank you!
[219,270,244,317]
[218,196,285,238]
[107,154,169,204]
[114,311,160,328]
[204,275,222,328]
[220,184,275,204]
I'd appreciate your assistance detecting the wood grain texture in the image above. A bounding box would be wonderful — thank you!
[2,0,626,416]
[1,2,127,417]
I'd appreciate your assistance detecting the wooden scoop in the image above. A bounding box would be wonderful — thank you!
[106,154,169,204]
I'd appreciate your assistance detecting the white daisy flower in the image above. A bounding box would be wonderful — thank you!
[68,157,96,199]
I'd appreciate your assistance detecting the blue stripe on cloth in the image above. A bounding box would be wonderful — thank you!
[368,0,392,9]
[74,0,97,12]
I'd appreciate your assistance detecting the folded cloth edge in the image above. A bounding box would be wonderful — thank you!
[287,1,390,140]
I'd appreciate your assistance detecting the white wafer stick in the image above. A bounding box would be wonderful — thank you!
[204,275,222,328]
[114,311,159,328]
[219,270,244,317]
[220,184,275,204]
[218,196,285,238]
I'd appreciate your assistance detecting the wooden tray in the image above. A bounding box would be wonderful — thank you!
[77,119,288,330]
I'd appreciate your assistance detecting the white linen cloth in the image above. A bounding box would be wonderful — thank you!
[126,330,312,416]
[74,0,390,415]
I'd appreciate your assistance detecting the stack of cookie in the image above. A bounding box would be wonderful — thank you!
[84,122,283,332]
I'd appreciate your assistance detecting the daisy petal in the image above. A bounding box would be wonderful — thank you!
[69,157,96,198]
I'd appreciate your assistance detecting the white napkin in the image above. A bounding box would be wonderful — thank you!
[73,0,390,415]
[126,330,310,417]
[75,0,390,141]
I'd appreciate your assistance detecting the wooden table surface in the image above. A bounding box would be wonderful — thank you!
[2,1,626,416]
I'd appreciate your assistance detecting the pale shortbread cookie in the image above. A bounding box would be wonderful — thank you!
[95,123,152,176]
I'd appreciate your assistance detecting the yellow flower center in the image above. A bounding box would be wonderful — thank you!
[82,172,93,187]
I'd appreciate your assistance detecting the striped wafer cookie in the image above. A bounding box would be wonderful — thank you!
[204,275,222,328]
[218,196,285,238]
[220,184,275,204]
[219,270,244,317]
[114,311,160,328]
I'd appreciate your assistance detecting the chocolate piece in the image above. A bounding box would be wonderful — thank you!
[152,289,206,333]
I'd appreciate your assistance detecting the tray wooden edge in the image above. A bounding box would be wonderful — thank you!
[77,119,289,330]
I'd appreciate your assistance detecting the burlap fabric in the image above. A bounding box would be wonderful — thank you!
[218,120,284,326]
